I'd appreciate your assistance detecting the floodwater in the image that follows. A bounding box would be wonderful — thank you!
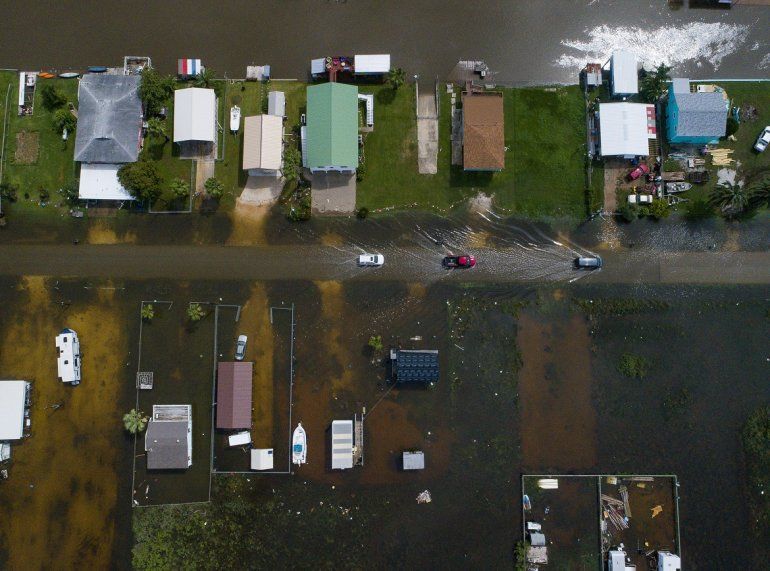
[0,1,769,83]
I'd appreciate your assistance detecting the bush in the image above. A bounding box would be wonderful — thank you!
[40,84,67,111]
[141,304,154,321]
[281,146,302,183]
[140,68,175,117]
[648,199,670,220]
[118,160,163,203]
[170,178,189,199]
[357,207,369,219]
[0,182,19,202]
[617,203,635,223]
[618,353,651,379]
[684,198,715,221]
[204,177,224,199]
[725,116,739,138]
[356,161,366,182]
[53,108,76,134]
[59,179,79,204]
[38,188,50,202]
[286,187,311,222]
[368,335,383,352]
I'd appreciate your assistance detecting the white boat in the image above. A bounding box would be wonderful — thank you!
[292,422,307,465]
[666,182,692,193]
[55,328,81,386]
[230,105,241,132]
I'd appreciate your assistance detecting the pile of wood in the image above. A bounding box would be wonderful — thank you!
[602,494,629,531]
[706,148,734,166]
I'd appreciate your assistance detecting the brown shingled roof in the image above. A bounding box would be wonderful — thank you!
[462,93,505,171]
[216,361,253,430]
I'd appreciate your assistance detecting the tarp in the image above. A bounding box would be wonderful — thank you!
[178,59,202,77]
[242,115,283,171]
[78,163,135,200]
[354,54,391,74]
[0,381,26,440]
[611,50,638,95]
[173,88,216,143]
[599,102,656,157]
[331,420,354,470]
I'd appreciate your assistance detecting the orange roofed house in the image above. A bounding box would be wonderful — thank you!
[462,92,505,171]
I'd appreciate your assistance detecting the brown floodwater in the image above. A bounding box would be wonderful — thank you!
[0,1,768,83]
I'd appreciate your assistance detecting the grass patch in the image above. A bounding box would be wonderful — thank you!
[618,352,651,378]
[574,297,670,316]
[742,406,770,541]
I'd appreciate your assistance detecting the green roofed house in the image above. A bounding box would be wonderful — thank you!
[302,83,359,173]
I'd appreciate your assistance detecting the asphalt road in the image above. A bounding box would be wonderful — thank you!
[1,245,768,284]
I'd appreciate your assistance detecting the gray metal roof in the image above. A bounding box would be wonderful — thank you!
[74,74,142,163]
[403,451,425,470]
[145,420,189,470]
[395,349,439,384]
[672,91,728,138]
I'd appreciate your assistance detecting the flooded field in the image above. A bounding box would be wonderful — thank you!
[0,272,768,567]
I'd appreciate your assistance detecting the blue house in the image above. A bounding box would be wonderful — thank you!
[666,78,729,145]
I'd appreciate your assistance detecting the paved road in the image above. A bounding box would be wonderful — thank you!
[1,245,769,284]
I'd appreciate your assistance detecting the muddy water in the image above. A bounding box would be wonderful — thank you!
[0,2,768,83]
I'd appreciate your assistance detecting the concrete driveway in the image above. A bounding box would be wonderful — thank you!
[310,171,357,215]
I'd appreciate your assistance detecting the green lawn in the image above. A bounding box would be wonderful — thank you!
[356,84,589,219]
[1,74,79,209]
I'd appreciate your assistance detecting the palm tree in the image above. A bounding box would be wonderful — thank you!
[640,63,671,103]
[748,178,770,210]
[709,182,749,218]
[387,67,406,91]
[141,303,154,321]
[194,68,215,89]
[146,117,168,142]
[187,303,205,322]
[123,409,148,434]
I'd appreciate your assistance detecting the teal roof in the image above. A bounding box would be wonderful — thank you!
[306,83,358,169]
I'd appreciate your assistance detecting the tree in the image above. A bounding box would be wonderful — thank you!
[146,117,168,142]
[648,199,670,220]
[40,84,67,111]
[0,181,19,202]
[709,181,750,218]
[281,146,302,183]
[194,68,215,89]
[368,335,383,352]
[118,160,163,203]
[141,304,155,321]
[170,178,190,199]
[123,409,148,434]
[748,178,770,210]
[204,177,224,199]
[53,108,76,134]
[187,303,205,322]
[725,117,739,138]
[617,203,635,223]
[140,68,175,117]
[639,63,671,103]
[387,67,406,91]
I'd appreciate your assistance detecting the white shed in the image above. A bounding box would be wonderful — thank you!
[331,420,353,470]
[250,448,274,470]
[311,58,326,76]
[78,163,135,201]
[268,91,286,117]
[354,54,391,75]
[173,88,217,143]
[0,380,28,440]
[610,50,639,96]
[599,102,656,158]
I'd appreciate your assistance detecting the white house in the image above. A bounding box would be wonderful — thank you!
[173,88,216,143]
[599,102,656,158]
[55,328,81,385]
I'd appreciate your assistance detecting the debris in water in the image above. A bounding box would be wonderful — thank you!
[417,490,432,504]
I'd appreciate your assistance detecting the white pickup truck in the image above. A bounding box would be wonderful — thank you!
[358,254,384,267]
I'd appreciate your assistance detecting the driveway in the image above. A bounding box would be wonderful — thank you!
[310,171,357,215]
[238,175,284,206]
[417,91,438,174]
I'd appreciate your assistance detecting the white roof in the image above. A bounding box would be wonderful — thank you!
[311,58,326,75]
[18,72,25,106]
[355,54,391,74]
[250,448,274,470]
[242,115,283,171]
[331,420,353,470]
[611,50,639,95]
[228,431,251,447]
[268,91,286,117]
[56,329,81,384]
[0,381,27,440]
[609,550,627,571]
[658,552,681,571]
[78,163,135,201]
[599,102,656,157]
[173,88,216,142]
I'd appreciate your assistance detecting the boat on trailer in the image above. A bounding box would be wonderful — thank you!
[230,105,241,132]
[292,422,307,465]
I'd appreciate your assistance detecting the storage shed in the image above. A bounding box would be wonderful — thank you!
[0,380,29,440]
[267,91,286,117]
[354,54,391,75]
[331,420,354,470]
[216,361,253,430]
[391,349,439,384]
[402,450,425,471]
[173,87,217,143]
[610,50,639,96]
[178,58,203,79]
[251,448,274,470]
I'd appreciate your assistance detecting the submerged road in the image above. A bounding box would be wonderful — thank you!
[1,245,769,285]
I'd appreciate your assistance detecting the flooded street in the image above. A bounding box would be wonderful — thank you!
[0,1,769,82]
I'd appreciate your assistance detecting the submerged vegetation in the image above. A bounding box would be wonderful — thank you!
[618,353,651,379]
[743,406,770,541]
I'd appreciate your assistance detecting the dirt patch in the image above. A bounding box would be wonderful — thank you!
[321,232,345,247]
[314,281,353,393]
[0,277,126,569]
[518,311,597,470]
[14,131,39,164]
[227,202,272,245]
[86,220,137,245]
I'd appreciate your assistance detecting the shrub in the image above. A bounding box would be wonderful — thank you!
[684,198,715,221]
[357,207,369,219]
[140,68,175,117]
[38,188,50,202]
[118,160,163,203]
[40,84,67,111]
[0,182,19,202]
[204,177,224,199]
[170,178,190,199]
[59,179,79,204]
[617,203,635,223]
[618,353,651,379]
[725,116,739,138]
[53,108,76,134]
[368,335,383,352]
[648,199,670,220]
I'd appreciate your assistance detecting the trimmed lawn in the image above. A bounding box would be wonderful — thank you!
[2,75,79,207]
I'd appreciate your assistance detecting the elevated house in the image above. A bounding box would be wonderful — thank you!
[173,87,217,152]
[462,92,505,171]
[0,380,30,441]
[216,362,253,430]
[302,83,358,174]
[608,50,639,97]
[145,404,192,470]
[242,115,283,176]
[598,102,657,158]
[666,78,728,145]
[74,74,143,201]
[390,349,440,385]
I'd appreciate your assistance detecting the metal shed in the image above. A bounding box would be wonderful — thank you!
[268,91,286,117]
[216,362,253,430]
[331,420,354,470]
[403,451,425,470]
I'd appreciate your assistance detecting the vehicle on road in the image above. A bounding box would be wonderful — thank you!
[626,163,650,182]
[754,126,770,152]
[574,255,603,270]
[443,255,476,268]
[235,334,248,361]
[358,254,384,267]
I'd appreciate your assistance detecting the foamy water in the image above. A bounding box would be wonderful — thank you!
[556,22,750,72]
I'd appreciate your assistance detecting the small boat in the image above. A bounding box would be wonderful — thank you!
[230,105,241,132]
[88,66,107,73]
[523,494,532,511]
[58,72,79,79]
[38,72,55,79]
[292,422,307,465]
[666,182,692,194]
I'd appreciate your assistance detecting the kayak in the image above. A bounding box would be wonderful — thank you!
[38,72,55,79]
[88,66,107,73]
[292,422,307,465]
[58,72,80,79]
